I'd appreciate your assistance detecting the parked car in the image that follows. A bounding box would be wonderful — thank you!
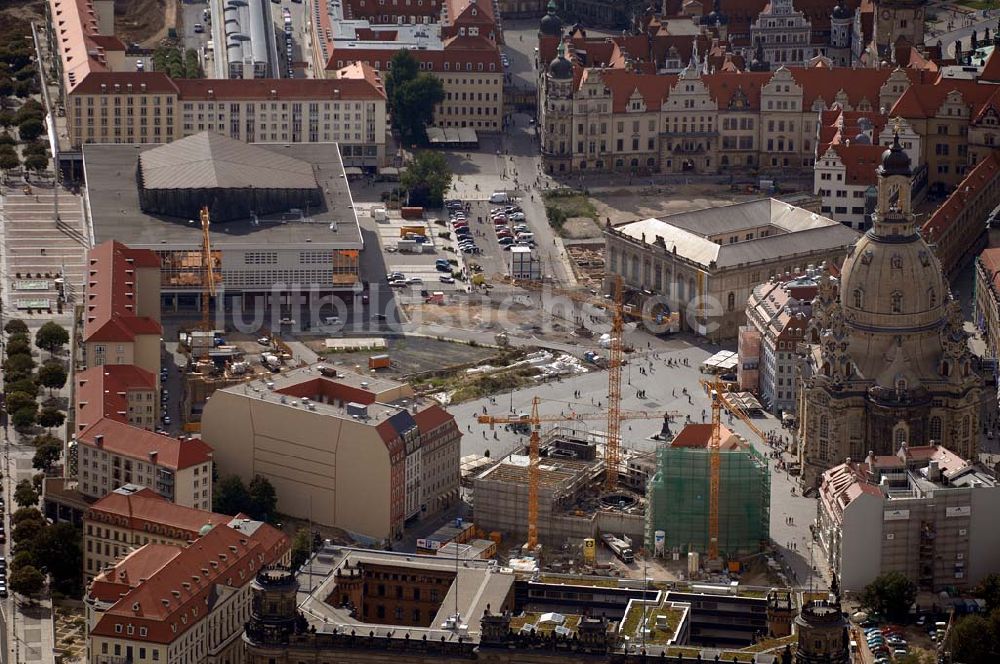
[193,23,205,33]
[509,212,526,221]
[436,263,452,272]
[439,275,455,283]
[406,277,423,285]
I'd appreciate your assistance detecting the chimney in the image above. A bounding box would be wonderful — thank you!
[149,450,158,463]
[927,460,941,482]
[95,434,104,447]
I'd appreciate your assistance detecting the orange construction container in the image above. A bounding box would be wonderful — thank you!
[401,206,424,219]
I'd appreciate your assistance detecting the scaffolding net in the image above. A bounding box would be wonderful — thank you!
[645,444,770,558]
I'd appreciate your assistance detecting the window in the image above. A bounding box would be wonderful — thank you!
[727,292,735,312]
[929,416,942,441]
[890,291,902,314]
[852,289,863,309]
[894,425,907,448]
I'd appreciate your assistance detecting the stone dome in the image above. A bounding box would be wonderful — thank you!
[832,0,852,20]
[879,133,911,177]
[838,222,948,334]
[549,52,573,79]
[539,0,562,36]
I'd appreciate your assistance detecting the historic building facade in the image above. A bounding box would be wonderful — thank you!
[796,133,984,486]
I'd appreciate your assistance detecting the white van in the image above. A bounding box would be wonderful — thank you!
[516,232,534,242]
[489,191,509,204]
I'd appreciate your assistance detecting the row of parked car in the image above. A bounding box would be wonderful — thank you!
[491,204,534,250]
[862,625,909,662]
[446,200,482,255]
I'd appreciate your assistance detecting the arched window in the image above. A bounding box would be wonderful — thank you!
[890,291,902,314]
[895,377,907,393]
[941,360,951,377]
[853,289,863,309]
[929,416,942,442]
[894,425,907,448]
[727,292,735,312]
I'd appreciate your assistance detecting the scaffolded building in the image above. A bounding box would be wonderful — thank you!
[645,424,770,559]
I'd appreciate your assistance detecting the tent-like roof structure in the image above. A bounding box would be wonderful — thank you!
[138,132,316,190]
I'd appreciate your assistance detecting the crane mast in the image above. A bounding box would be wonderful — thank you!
[605,275,624,491]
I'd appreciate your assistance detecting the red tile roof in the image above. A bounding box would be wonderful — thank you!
[173,76,386,101]
[923,150,1000,242]
[89,522,288,645]
[890,77,997,119]
[78,418,213,471]
[982,48,1000,83]
[413,403,456,433]
[70,71,180,96]
[88,544,182,603]
[788,67,891,110]
[326,35,501,71]
[84,241,162,344]
[830,143,886,186]
[86,489,232,542]
[979,247,1000,293]
[669,423,742,450]
[76,365,158,432]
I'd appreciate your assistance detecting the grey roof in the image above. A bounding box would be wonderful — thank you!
[138,132,316,190]
[83,138,363,250]
[614,198,859,269]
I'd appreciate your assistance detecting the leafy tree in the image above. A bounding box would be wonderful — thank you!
[21,140,47,156]
[5,336,31,356]
[0,111,12,128]
[32,523,82,595]
[38,362,67,392]
[213,475,252,516]
[13,79,33,99]
[248,475,277,520]
[0,77,12,97]
[290,528,312,571]
[5,391,37,415]
[385,50,445,146]
[10,550,35,571]
[4,319,28,335]
[13,479,39,509]
[860,571,917,622]
[35,322,68,354]
[948,613,997,663]
[23,152,47,173]
[37,408,64,431]
[14,99,43,125]
[8,565,44,597]
[12,518,44,545]
[5,379,38,397]
[401,151,453,208]
[7,332,29,347]
[32,434,61,469]
[4,353,35,377]
[17,117,43,142]
[11,407,36,430]
[0,148,18,173]
[11,507,44,527]
[974,573,1000,613]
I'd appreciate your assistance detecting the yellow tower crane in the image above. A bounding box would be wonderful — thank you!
[478,396,684,551]
[699,377,768,564]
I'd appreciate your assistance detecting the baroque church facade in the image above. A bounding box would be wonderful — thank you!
[796,132,984,486]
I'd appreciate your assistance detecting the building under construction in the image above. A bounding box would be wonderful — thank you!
[645,424,770,560]
[472,427,649,545]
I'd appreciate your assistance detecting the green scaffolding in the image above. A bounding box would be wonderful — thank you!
[645,443,770,558]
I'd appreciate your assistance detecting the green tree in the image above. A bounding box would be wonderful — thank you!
[23,152,47,173]
[385,50,444,146]
[290,528,312,571]
[0,148,18,175]
[5,391,37,415]
[17,117,43,142]
[401,151,453,208]
[12,518,44,545]
[0,77,12,98]
[37,408,64,431]
[8,565,44,597]
[248,475,277,520]
[860,571,917,622]
[10,550,35,572]
[35,322,68,354]
[11,507,44,527]
[948,614,998,663]
[21,140,47,156]
[5,336,31,356]
[5,319,28,335]
[4,353,35,378]
[974,573,1000,613]
[14,99,43,125]
[33,523,82,595]
[5,379,38,397]
[213,475,252,516]
[32,434,61,469]
[13,479,39,509]
[11,406,36,430]
[37,362,67,392]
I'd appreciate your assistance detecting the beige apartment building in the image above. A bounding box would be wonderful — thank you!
[87,518,288,664]
[76,418,214,510]
[83,484,233,578]
[603,199,858,341]
[82,241,162,377]
[540,49,918,176]
[201,366,461,542]
[48,0,389,165]
[75,365,159,434]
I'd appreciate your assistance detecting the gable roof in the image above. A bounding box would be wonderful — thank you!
[76,365,158,431]
[923,150,1000,242]
[84,241,162,344]
[86,487,232,542]
[89,522,287,644]
[78,418,213,470]
[890,77,998,119]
